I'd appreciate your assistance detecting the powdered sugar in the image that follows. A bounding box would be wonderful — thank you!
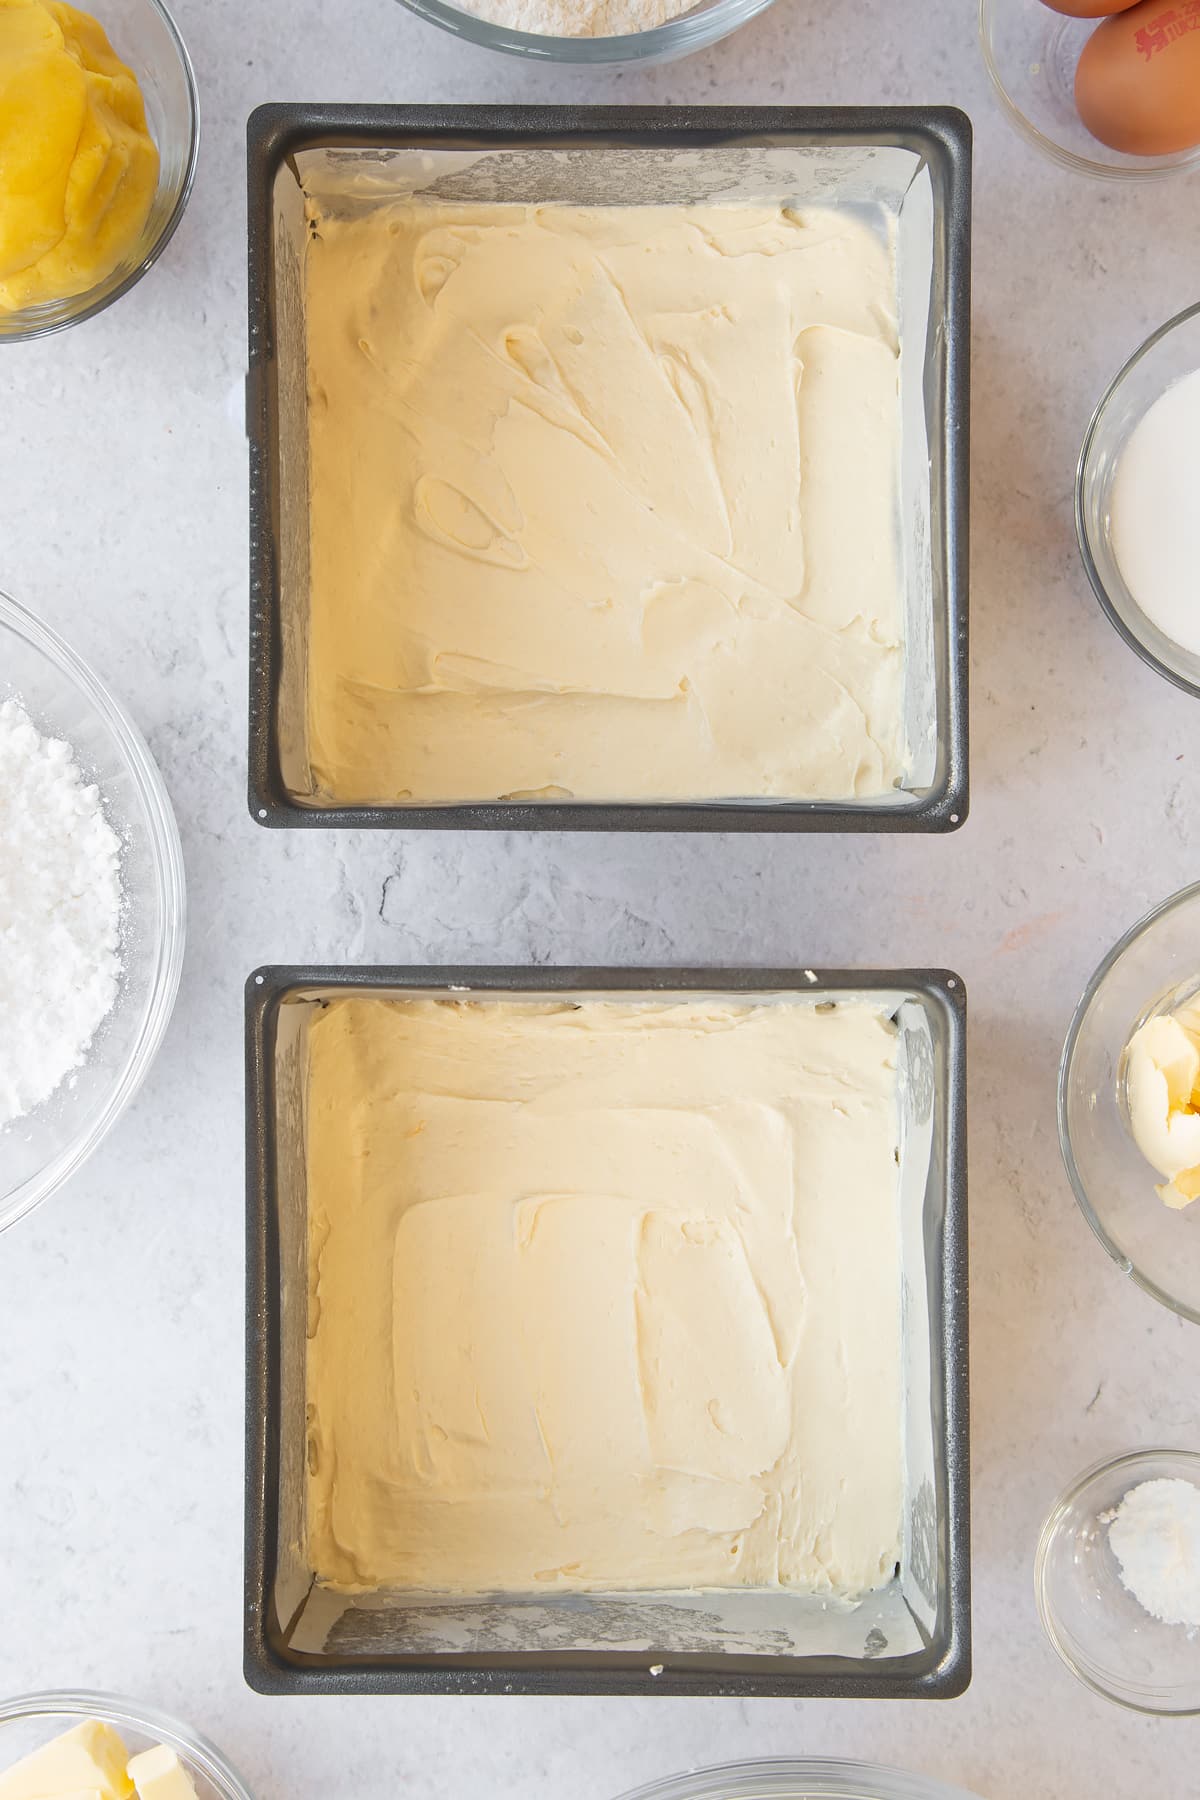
[452,0,698,36]
[0,699,124,1129]
[1104,1478,1200,1632]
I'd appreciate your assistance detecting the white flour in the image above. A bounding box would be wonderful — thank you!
[0,699,123,1130]
[1104,1478,1200,1632]
[453,0,697,35]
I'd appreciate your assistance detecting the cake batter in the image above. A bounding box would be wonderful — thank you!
[304,993,905,1596]
[303,200,905,804]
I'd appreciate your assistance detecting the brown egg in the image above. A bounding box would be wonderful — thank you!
[1076,1,1200,153]
[1040,0,1139,17]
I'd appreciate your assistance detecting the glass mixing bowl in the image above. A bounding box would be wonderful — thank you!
[1059,880,1200,1323]
[0,1694,253,1800]
[0,590,186,1232]
[393,0,777,64]
[613,1760,982,1800]
[1036,1449,1200,1715]
[979,0,1200,181]
[0,0,199,341]
[1077,303,1200,700]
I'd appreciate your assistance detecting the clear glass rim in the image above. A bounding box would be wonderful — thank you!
[977,0,1200,183]
[393,0,776,62]
[0,590,187,1233]
[0,1691,254,1800]
[0,0,200,344]
[1075,300,1200,702]
[613,1757,979,1800]
[1034,1447,1200,1716]
[1057,877,1200,1325]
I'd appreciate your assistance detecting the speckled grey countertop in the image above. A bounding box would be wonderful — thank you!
[1,0,1199,1794]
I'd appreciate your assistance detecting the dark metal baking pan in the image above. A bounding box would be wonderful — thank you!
[245,965,969,1696]
[247,105,971,832]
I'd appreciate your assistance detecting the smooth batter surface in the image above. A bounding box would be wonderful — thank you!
[304,994,904,1596]
[304,200,905,804]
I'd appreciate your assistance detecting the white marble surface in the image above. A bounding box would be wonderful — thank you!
[2,0,1200,1793]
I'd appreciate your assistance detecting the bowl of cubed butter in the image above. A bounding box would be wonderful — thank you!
[0,1696,253,1800]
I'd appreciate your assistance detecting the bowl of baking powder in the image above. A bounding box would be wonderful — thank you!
[1036,1447,1200,1714]
[0,589,185,1231]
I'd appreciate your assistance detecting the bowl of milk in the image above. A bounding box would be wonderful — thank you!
[1078,302,1200,698]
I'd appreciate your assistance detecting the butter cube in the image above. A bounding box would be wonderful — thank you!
[126,1749,197,1800]
[0,1723,133,1800]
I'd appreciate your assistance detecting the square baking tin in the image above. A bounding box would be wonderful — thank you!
[245,966,969,1697]
[247,105,971,832]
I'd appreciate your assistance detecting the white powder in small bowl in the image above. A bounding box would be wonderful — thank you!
[0,698,123,1129]
[1104,1477,1200,1632]
[451,0,700,36]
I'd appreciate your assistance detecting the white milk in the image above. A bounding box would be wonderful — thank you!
[1110,367,1200,659]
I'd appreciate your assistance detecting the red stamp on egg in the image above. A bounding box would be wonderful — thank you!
[1137,4,1200,60]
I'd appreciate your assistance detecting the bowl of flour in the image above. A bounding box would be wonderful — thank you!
[0,590,185,1231]
[391,0,777,64]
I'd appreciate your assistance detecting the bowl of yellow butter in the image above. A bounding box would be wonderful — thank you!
[0,1696,252,1800]
[0,0,197,338]
[1059,879,1200,1324]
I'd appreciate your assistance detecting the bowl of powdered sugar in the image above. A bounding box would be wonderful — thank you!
[1036,1447,1200,1715]
[0,590,185,1232]
[391,0,776,64]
